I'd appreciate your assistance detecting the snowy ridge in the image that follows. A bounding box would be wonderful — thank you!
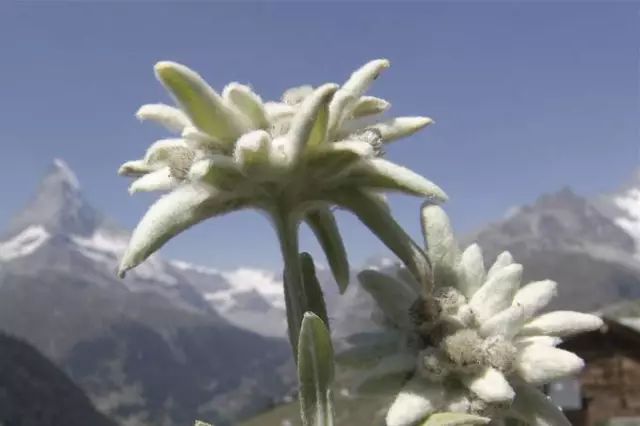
[53,158,80,190]
[0,226,49,261]
[612,188,640,257]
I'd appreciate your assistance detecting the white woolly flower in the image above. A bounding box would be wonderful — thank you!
[345,204,603,426]
[118,59,445,300]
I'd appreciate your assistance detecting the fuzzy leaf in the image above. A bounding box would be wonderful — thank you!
[509,380,572,426]
[456,243,486,298]
[233,130,271,173]
[154,61,247,145]
[128,167,179,194]
[306,209,350,293]
[331,189,432,290]
[297,312,335,426]
[421,205,460,288]
[118,186,245,277]
[222,82,269,129]
[421,412,490,426]
[512,280,558,321]
[136,103,190,133]
[386,376,444,426]
[347,158,448,202]
[288,84,338,163]
[355,352,415,395]
[351,96,390,118]
[368,117,433,143]
[486,251,514,281]
[519,311,603,337]
[189,157,245,191]
[469,263,522,324]
[515,344,584,384]
[195,421,214,426]
[358,269,418,329]
[462,366,514,403]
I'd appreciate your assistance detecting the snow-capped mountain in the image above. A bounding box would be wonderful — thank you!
[595,167,640,258]
[0,159,294,426]
[467,182,640,312]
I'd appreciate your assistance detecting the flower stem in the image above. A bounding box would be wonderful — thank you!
[273,207,307,356]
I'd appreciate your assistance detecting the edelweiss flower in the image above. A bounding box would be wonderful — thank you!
[118,59,444,303]
[346,205,603,426]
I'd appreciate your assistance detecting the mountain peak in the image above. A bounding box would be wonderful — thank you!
[5,159,104,237]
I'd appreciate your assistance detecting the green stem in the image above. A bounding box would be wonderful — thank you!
[273,206,307,355]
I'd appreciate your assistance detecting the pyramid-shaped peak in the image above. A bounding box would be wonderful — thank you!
[51,158,80,190]
[5,159,107,238]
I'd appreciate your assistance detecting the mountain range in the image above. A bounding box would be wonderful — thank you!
[0,159,638,425]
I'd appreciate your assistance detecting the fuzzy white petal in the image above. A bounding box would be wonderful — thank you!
[143,139,190,165]
[462,366,515,403]
[486,251,513,281]
[154,61,248,145]
[515,344,584,384]
[118,185,243,277]
[514,335,562,348]
[118,160,155,177]
[512,280,557,321]
[128,167,179,194]
[519,311,604,337]
[233,130,271,171]
[222,82,269,129]
[469,263,522,324]
[479,305,525,338]
[265,101,295,121]
[509,381,572,426]
[286,84,337,162]
[351,96,390,118]
[369,116,433,143]
[421,205,461,287]
[136,103,190,133]
[457,243,486,298]
[386,376,444,426]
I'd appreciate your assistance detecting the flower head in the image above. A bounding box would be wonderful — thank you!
[118,60,445,294]
[348,204,603,426]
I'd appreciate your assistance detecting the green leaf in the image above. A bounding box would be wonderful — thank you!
[194,421,214,426]
[298,312,335,426]
[305,208,350,293]
[222,82,270,129]
[420,204,460,288]
[421,412,491,426]
[283,252,331,353]
[154,61,247,146]
[329,189,432,291]
[357,269,418,329]
[351,96,390,118]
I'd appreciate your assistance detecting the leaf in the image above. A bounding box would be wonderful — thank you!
[351,96,390,118]
[118,186,246,277]
[421,204,460,288]
[518,311,604,337]
[281,250,330,354]
[154,61,247,146]
[297,312,335,426]
[346,158,448,202]
[222,82,270,129]
[421,412,490,426]
[189,157,245,191]
[287,84,337,163]
[136,103,190,133]
[369,117,433,143]
[194,421,214,426]
[357,269,418,329]
[331,189,432,290]
[306,208,350,293]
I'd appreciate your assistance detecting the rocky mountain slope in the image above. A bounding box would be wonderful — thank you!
[0,160,294,426]
[0,332,117,426]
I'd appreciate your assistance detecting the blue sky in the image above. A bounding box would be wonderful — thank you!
[0,2,638,270]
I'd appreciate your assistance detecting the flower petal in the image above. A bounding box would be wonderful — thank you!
[329,59,390,136]
[351,96,390,118]
[469,263,522,324]
[118,186,245,277]
[358,269,418,329]
[519,311,604,337]
[422,412,490,426]
[136,103,190,133]
[509,381,572,426]
[222,82,269,129]
[232,130,271,173]
[118,160,155,177]
[264,101,295,121]
[182,126,225,152]
[512,280,557,321]
[128,167,179,194]
[306,208,350,293]
[386,376,445,426]
[346,158,448,202]
[514,335,562,348]
[287,83,338,162]
[369,116,433,143]
[479,305,525,339]
[462,366,515,403]
[421,205,460,288]
[189,157,245,191]
[456,243,486,299]
[486,251,513,281]
[154,61,248,146]
[331,189,432,290]
[515,344,584,384]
